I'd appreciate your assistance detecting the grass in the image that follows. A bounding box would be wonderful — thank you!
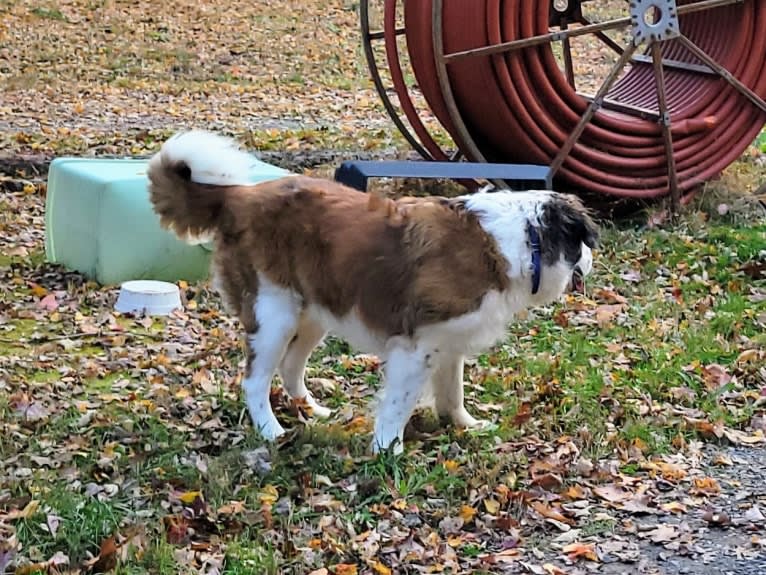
[0,197,764,574]
[1,0,765,564]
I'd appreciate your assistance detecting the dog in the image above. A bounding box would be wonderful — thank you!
[147,130,598,454]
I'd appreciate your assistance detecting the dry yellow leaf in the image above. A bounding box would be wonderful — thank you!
[661,501,687,514]
[562,542,598,562]
[459,505,477,523]
[259,484,279,506]
[178,490,202,504]
[483,498,500,515]
[334,564,357,575]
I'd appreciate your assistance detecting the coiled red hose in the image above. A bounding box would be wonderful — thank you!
[393,0,766,200]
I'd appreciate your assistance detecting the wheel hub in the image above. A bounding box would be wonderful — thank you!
[630,0,680,44]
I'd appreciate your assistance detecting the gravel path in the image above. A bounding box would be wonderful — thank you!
[599,446,766,575]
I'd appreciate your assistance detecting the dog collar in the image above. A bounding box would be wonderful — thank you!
[528,223,541,295]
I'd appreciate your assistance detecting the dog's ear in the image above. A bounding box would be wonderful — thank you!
[541,194,600,263]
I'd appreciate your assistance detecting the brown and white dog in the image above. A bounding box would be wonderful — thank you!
[147,130,598,454]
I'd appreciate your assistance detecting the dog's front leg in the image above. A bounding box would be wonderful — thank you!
[278,315,331,418]
[372,346,434,455]
[243,279,302,440]
[433,355,488,429]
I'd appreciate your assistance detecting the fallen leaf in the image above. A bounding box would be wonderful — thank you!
[702,364,732,391]
[744,505,765,523]
[178,490,203,505]
[483,498,500,515]
[37,293,59,312]
[163,515,189,545]
[459,505,477,523]
[692,477,721,495]
[593,484,631,504]
[646,524,677,543]
[621,495,655,515]
[562,542,598,562]
[530,501,574,525]
[258,485,279,506]
[736,349,760,364]
[593,288,628,304]
[713,453,734,466]
[89,536,118,573]
[661,502,687,514]
[334,564,358,575]
[595,304,627,328]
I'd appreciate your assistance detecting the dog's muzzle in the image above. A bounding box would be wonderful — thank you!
[569,265,585,294]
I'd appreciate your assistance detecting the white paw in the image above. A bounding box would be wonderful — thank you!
[451,408,492,430]
[303,394,333,419]
[253,417,286,441]
[371,435,404,456]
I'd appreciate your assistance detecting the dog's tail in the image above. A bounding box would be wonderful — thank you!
[147,130,256,243]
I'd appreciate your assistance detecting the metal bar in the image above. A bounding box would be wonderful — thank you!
[432,0,505,187]
[561,18,576,89]
[444,0,742,63]
[550,41,639,177]
[631,53,715,76]
[450,149,464,161]
[368,27,405,41]
[677,34,766,114]
[676,0,744,16]
[359,0,432,159]
[580,94,660,122]
[578,16,625,55]
[445,15,631,62]
[651,42,680,215]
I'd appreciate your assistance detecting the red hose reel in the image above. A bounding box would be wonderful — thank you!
[360,0,766,208]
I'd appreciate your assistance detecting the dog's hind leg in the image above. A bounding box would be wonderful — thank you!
[372,345,435,455]
[243,277,302,440]
[278,315,331,419]
[433,355,488,429]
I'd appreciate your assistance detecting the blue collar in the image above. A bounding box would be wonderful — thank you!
[528,223,541,295]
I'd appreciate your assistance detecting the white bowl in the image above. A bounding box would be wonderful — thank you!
[114,280,182,316]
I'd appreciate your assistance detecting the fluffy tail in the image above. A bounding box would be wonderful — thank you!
[147,130,256,243]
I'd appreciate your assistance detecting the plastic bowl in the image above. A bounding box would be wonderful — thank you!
[114,280,182,316]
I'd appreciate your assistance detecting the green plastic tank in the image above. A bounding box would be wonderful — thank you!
[44,156,290,285]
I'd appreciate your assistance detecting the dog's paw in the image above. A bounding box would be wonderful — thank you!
[308,403,333,419]
[371,435,404,456]
[451,408,492,430]
[304,394,333,419]
[253,418,286,441]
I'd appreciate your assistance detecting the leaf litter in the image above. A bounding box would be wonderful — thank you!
[1,179,765,574]
[1,0,766,573]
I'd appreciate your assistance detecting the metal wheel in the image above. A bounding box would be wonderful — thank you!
[360,0,766,209]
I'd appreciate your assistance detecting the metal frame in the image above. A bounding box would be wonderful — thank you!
[359,0,766,210]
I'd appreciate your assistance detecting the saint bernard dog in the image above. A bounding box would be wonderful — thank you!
[147,130,598,454]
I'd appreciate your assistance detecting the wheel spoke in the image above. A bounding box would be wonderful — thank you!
[578,16,625,55]
[444,15,632,62]
[550,41,639,177]
[560,18,576,89]
[359,0,433,160]
[678,0,746,16]
[433,0,507,187]
[677,34,766,114]
[368,27,405,41]
[651,42,680,214]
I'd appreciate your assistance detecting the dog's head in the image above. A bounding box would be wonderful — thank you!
[539,193,599,294]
